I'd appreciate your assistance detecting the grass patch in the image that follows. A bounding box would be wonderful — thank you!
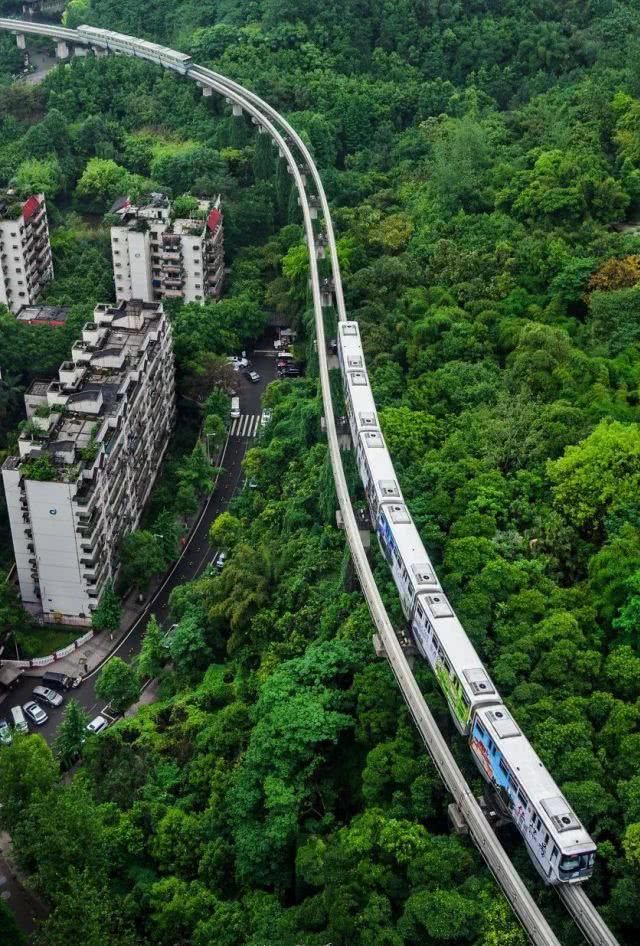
[14,624,84,660]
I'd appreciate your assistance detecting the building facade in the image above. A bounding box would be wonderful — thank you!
[0,192,54,315]
[1,300,176,626]
[110,193,224,305]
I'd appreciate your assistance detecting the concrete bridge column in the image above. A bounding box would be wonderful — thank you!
[73,46,89,57]
[55,40,69,60]
[16,33,26,50]
[197,82,212,97]
[232,103,243,116]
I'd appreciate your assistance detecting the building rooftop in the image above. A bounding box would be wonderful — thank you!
[112,192,221,238]
[0,190,44,224]
[15,305,71,325]
[11,300,167,480]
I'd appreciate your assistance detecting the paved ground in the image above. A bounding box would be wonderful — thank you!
[2,351,276,744]
[21,49,58,85]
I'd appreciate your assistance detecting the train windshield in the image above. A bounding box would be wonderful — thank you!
[559,851,595,875]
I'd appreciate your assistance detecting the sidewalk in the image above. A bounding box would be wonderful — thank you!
[24,581,159,679]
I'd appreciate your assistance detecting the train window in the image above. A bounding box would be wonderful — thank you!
[517,790,528,807]
[476,722,486,737]
[416,605,424,620]
[488,738,495,753]
[544,833,549,845]
[462,691,470,706]
[498,758,509,778]
[551,846,558,861]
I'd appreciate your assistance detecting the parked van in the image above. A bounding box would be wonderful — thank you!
[230,396,240,419]
[10,705,28,734]
[41,670,74,692]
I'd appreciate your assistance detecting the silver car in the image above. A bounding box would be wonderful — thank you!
[23,700,48,726]
[86,715,109,735]
[33,685,63,707]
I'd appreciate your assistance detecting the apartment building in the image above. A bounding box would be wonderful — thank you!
[0,191,54,315]
[1,300,176,626]
[110,192,224,305]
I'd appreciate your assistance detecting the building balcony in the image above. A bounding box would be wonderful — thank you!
[74,485,98,514]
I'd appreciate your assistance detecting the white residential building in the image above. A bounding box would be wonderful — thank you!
[110,193,224,305]
[1,300,176,626]
[0,191,54,314]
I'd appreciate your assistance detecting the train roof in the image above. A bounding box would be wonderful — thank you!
[379,502,439,583]
[346,368,379,429]
[358,431,403,503]
[474,704,595,853]
[416,592,497,698]
[339,322,379,429]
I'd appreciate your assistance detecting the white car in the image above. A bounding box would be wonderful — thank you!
[260,409,272,428]
[23,701,48,726]
[86,715,109,735]
[0,720,12,745]
[215,551,227,572]
[33,685,63,707]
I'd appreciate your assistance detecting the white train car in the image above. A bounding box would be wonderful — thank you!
[337,321,380,442]
[77,25,193,74]
[470,704,596,884]
[376,500,440,617]
[411,591,497,734]
[355,429,404,525]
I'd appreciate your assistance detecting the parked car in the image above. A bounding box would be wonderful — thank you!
[33,685,64,707]
[87,715,109,735]
[23,701,48,726]
[246,370,260,383]
[41,670,78,692]
[281,365,302,377]
[215,551,227,572]
[0,719,12,745]
[260,409,272,428]
[10,705,28,734]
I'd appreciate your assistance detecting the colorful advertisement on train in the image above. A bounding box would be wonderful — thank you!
[419,627,471,730]
[434,660,470,731]
[470,719,508,790]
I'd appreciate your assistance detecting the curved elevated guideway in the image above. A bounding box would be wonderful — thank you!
[0,19,621,946]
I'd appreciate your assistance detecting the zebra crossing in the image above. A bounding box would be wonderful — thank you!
[230,413,262,438]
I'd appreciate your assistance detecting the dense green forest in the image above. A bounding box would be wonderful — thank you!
[2,0,640,944]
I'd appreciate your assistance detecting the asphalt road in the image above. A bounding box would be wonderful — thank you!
[3,350,276,743]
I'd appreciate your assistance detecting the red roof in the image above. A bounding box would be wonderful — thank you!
[207,208,222,232]
[22,195,40,223]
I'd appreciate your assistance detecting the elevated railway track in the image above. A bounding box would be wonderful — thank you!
[0,19,621,946]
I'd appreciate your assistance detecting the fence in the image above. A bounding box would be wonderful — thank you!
[1,629,95,670]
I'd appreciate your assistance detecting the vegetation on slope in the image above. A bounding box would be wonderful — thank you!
[1,0,640,943]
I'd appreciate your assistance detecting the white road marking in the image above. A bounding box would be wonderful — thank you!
[230,414,261,438]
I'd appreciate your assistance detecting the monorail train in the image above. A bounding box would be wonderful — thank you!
[337,320,596,885]
[76,25,193,74]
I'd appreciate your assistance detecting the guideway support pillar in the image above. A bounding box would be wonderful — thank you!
[55,40,69,59]
[16,33,26,49]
